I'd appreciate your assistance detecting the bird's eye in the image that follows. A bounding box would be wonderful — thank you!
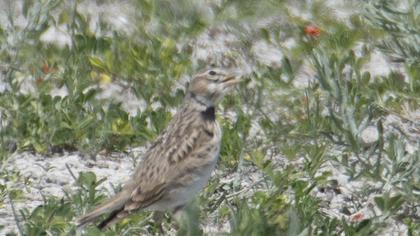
[208,70,216,76]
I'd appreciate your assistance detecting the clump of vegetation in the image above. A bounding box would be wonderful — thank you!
[0,0,418,235]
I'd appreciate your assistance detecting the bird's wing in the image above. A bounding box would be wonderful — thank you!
[125,181,167,211]
[80,112,215,229]
[123,121,207,209]
[94,179,168,229]
[77,139,170,229]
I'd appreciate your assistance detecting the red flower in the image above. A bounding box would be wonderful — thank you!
[350,212,364,222]
[41,63,50,74]
[304,25,321,37]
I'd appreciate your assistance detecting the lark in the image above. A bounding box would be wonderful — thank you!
[77,69,240,229]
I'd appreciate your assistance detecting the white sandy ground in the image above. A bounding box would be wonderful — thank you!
[1,0,418,235]
[1,116,416,235]
[0,149,138,234]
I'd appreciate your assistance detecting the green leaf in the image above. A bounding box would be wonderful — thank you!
[89,56,108,71]
[77,172,97,188]
[22,0,34,18]
[374,196,385,211]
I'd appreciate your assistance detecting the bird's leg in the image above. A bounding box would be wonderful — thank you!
[171,205,186,231]
[152,211,165,234]
[173,205,186,215]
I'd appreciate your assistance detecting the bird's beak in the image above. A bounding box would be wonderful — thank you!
[221,75,240,88]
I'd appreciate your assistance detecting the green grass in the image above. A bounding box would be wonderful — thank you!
[0,0,419,235]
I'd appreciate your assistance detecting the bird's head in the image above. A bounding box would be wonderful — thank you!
[187,69,240,107]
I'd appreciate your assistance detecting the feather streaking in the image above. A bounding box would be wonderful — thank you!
[77,69,240,229]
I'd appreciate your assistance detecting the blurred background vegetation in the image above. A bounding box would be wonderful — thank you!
[0,0,419,235]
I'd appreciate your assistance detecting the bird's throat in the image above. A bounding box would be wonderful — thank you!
[201,107,215,121]
[188,92,216,121]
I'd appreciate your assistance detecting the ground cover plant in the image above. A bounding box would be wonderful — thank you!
[0,0,418,235]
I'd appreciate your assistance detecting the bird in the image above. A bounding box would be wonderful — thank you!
[77,69,240,230]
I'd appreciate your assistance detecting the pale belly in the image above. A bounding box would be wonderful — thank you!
[145,156,218,212]
[147,124,222,211]
[180,153,218,197]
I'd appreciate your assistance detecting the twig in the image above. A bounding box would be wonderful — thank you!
[8,192,24,236]
[226,179,262,199]
[208,192,227,213]
[65,163,78,182]
[374,103,419,125]
[0,64,23,72]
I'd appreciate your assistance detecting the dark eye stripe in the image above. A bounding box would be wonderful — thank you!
[208,70,216,75]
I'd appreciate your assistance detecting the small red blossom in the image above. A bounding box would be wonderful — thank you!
[304,25,321,37]
[41,63,50,74]
[350,212,364,222]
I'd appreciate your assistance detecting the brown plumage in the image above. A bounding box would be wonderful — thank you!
[77,69,240,229]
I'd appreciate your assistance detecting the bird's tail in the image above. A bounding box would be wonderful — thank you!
[77,190,130,228]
